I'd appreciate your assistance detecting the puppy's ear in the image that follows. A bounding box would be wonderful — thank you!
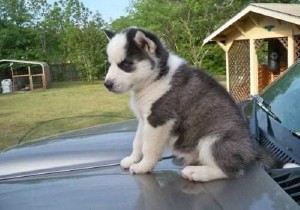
[104,30,115,40]
[134,31,156,54]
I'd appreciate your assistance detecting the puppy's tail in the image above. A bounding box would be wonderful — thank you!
[256,147,285,169]
[256,147,300,169]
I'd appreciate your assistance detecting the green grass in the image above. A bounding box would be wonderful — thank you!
[0,77,226,152]
[0,81,133,151]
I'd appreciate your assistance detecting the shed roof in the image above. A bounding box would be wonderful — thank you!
[252,3,300,17]
[203,3,300,44]
[0,59,49,66]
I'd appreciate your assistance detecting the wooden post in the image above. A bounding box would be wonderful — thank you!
[10,66,14,92]
[288,36,295,67]
[28,66,33,91]
[42,65,46,89]
[217,40,233,92]
[249,39,258,95]
[225,51,230,91]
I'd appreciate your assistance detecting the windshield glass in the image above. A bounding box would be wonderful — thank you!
[260,61,300,131]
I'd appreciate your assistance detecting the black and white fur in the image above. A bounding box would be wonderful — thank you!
[104,27,256,182]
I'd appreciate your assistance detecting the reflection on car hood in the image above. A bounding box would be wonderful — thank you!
[0,161,298,210]
[0,120,138,180]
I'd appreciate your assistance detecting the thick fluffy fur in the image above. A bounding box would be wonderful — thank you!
[104,27,256,182]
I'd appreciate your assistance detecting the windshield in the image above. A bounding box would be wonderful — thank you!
[260,61,300,131]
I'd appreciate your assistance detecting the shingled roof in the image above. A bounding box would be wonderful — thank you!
[204,3,300,44]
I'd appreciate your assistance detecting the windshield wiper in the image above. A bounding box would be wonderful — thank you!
[251,95,282,123]
[291,130,300,139]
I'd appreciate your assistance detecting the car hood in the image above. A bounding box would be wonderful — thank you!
[0,159,298,210]
[0,120,138,180]
[0,120,298,210]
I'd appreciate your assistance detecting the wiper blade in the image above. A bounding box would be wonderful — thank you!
[291,130,300,139]
[251,95,282,123]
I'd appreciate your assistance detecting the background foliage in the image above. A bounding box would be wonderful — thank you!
[0,0,107,81]
[0,0,298,80]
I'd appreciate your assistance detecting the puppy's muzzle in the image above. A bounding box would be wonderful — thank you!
[104,80,114,91]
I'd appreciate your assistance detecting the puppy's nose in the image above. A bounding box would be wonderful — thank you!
[104,81,114,90]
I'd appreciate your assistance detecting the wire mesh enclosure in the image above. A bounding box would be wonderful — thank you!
[0,60,51,92]
[295,35,300,61]
[258,64,271,93]
[228,40,250,102]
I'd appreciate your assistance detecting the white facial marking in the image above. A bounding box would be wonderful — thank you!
[105,31,161,94]
[105,33,132,93]
[106,33,127,64]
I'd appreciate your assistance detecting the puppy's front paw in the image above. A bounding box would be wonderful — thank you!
[129,163,152,174]
[120,156,135,169]
[181,166,203,182]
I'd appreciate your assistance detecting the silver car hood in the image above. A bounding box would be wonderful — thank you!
[0,120,298,210]
[0,120,137,180]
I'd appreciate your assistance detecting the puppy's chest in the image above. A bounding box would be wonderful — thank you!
[130,95,154,120]
[130,81,171,120]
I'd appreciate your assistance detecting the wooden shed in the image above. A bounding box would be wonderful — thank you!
[0,59,51,92]
[204,3,300,101]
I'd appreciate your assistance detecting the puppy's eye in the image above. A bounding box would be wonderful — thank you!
[118,59,134,72]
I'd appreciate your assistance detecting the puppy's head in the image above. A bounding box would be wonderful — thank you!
[104,27,168,93]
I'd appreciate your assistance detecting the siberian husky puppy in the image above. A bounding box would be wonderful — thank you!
[104,27,256,182]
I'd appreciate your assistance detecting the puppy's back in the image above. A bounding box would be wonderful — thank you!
[148,64,256,177]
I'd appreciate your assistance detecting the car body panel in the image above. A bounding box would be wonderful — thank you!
[257,109,300,163]
[0,120,137,179]
[0,161,298,210]
[0,121,298,210]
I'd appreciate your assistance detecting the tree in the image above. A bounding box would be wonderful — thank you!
[110,0,299,75]
[0,0,40,60]
[65,14,107,81]
[111,0,227,73]
[44,0,107,80]
[0,0,108,81]
[1,0,298,79]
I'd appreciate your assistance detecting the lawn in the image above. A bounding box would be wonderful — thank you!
[0,76,226,152]
[0,81,133,151]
